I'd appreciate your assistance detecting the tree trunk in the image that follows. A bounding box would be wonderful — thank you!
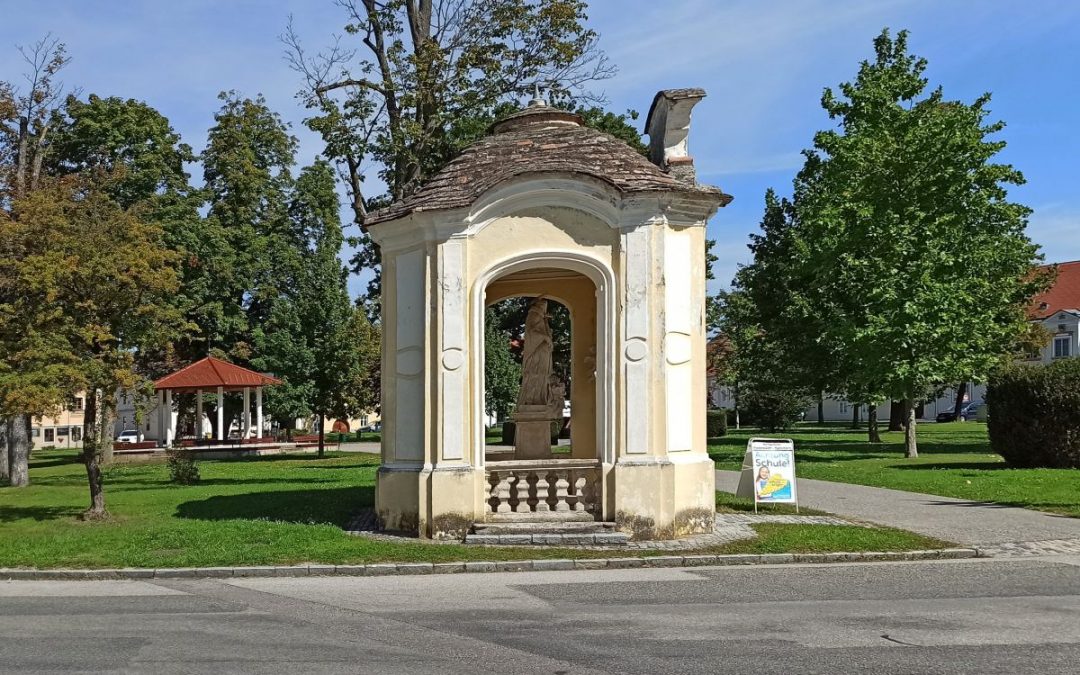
[817,392,825,425]
[81,391,108,519]
[734,382,741,430]
[8,414,31,487]
[100,390,116,464]
[0,417,10,484]
[868,406,881,443]
[888,400,905,432]
[952,382,967,421]
[851,404,860,429]
[317,412,325,459]
[904,399,918,458]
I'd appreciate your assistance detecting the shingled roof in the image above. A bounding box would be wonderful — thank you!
[364,102,730,226]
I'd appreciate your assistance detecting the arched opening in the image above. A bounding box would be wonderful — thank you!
[474,259,611,520]
[482,295,572,460]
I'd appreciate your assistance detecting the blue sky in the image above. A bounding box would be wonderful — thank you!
[3,0,1078,297]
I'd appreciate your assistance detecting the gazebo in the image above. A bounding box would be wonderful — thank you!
[152,357,282,447]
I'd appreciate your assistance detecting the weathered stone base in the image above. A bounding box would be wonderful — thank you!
[376,464,486,539]
[512,405,556,460]
[612,454,716,540]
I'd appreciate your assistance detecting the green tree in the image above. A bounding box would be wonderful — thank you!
[794,29,1049,457]
[201,93,297,362]
[284,0,615,308]
[46,94,206,456]
[0,35,71,486]
[484,306,522,420]
[253,161,379,456]
[5,172,184,516]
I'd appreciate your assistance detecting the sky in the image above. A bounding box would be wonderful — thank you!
[2,0,1079,298]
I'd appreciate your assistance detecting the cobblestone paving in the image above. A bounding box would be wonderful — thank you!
[979,538,1080,557]
[344,510,854,550]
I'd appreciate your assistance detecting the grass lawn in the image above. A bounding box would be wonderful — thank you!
[0,448,946,569]
[710,422,1080,518]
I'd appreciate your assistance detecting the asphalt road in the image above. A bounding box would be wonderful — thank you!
[2,556,1080,674]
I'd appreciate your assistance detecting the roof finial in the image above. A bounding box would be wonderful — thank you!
[528,82,546,108]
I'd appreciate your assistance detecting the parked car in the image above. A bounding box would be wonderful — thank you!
[935,402,982,423]
[115,430,140,444]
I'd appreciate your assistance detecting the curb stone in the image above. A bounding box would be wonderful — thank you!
[0,548,979,581]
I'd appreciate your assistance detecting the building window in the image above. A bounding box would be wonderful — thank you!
[70,396,84,411]
[57,426,69,437]
[31,428,40,438]
[44,428,54,443]
[1053,335,1071,359]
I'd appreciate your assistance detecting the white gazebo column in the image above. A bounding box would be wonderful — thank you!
[157,390,165,447]
[242,387,251,439]
[255,387,263,440]
[164,389,174,446]
[195,389,203,441]
[216,386,224,441]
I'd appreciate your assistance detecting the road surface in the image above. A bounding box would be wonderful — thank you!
[2,555,1079,674]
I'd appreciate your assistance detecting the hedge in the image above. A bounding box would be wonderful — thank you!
[707,410,728,438]
[985,359,1080,468]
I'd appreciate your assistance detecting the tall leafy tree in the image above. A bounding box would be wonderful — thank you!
[0,36,71,486]
[283,0,615,308]
[794,29,1049,457]
[253,161,379,456]
[46,94,206,457]
[201,93,297,361]
[716,189,840,432]
[4,172,183,516]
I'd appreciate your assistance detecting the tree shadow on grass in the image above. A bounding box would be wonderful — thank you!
[0,505,83,523]
[202,453,363,464]
[175,486,375,528]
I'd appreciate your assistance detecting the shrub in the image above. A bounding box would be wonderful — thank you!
[706,410,728,438]
[986,360,1080,468]
[741,386,809,432]
[167,446,201,484]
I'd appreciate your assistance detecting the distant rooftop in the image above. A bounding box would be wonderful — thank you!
[1031,261,1080,320]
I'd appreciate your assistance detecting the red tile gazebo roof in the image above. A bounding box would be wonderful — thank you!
[153,357,282,393]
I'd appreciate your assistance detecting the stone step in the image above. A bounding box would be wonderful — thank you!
[473,521,617,535]
[466,521,629,547]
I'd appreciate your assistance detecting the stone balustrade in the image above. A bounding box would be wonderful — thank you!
[485,459,600,518]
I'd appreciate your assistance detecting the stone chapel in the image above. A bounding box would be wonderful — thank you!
[364,88,731,540]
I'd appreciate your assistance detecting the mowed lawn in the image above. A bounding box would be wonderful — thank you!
[710,422,1080,518]
[0,448,945,569]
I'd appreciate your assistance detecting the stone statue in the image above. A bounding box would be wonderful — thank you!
[517,297,553,407]
[548,374,566,420]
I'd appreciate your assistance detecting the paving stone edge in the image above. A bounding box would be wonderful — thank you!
[0,548,981,580]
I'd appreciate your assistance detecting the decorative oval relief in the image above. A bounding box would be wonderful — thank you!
[396,347,424,377]
[665,332,692,365]
[442,348,464,371]
[624,338,648,363]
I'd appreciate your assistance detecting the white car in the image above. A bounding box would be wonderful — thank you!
[115,430,140,444]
